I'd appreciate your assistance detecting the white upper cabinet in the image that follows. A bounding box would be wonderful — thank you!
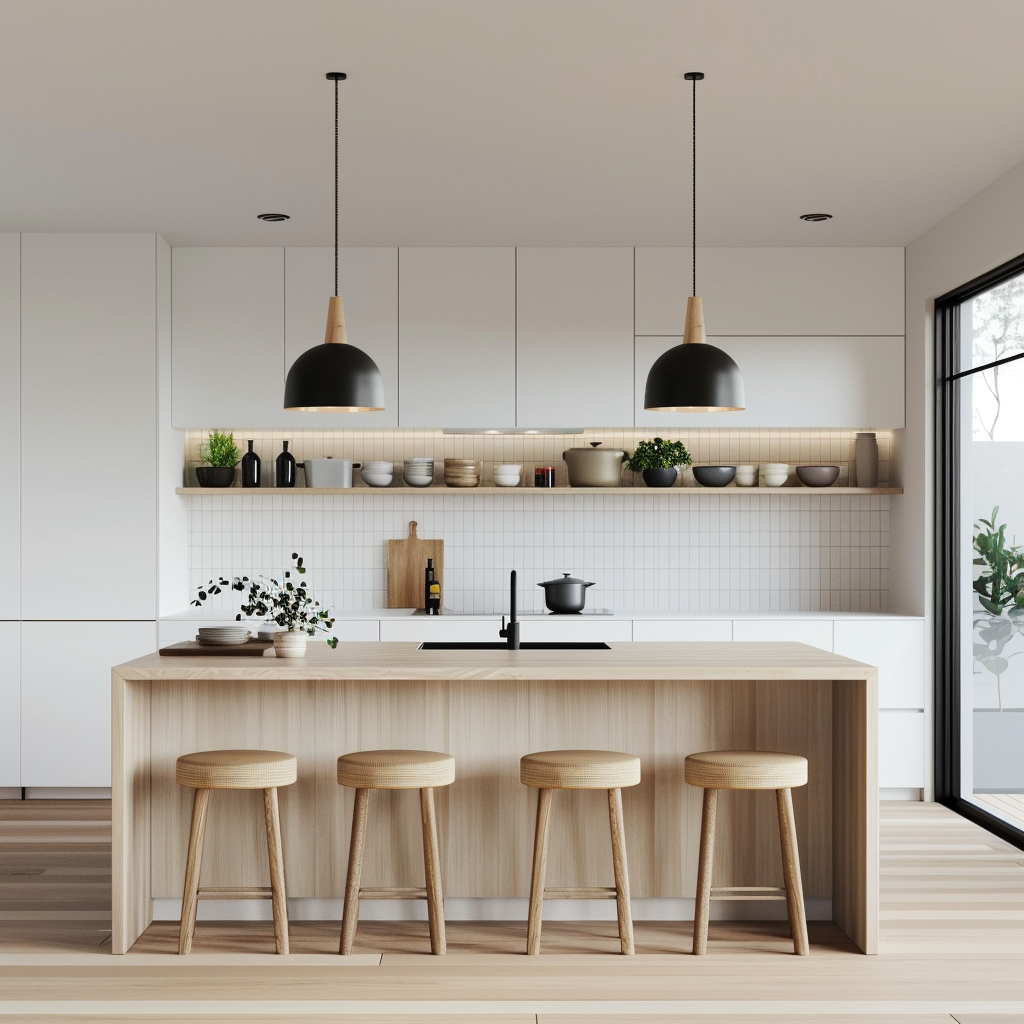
[516,248,635,428]
[284,247,398,428]
[635,247,905,337]
[21,234,157,619]
[398,248,515,428]
[635,335,905,428]
[0,235,19,620]
[171,248,284,428]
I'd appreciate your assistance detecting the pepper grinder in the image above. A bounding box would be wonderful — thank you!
[241,440,261,488]
[276,441,296,488]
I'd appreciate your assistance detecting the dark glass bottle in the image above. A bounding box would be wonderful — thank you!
[425,558,441,615]
[241,440,261,488]
[276,441,296,488]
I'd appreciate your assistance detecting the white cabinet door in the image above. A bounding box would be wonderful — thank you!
[635,247,905,337]
[732,619,834,651]
[635,335,905,429]
[516,248,634,427]
[0,235,18,620]
[631,620,733,642]
[284,247,398,428]
[519,619,633,643]
[878,710,926,788]
[171,247,284,427]
[399,248,515,428]
[21,234,157,619]
[0,623,19,786]
[21,621,156,787]
[379,619,498,643]
[833,619,925,709]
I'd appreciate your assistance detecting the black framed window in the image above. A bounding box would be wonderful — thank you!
[936,250,1024,849]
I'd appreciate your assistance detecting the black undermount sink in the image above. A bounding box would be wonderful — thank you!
[418,641,610,651]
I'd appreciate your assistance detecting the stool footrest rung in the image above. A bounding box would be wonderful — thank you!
[358,886,428,900]
[710,885,788,902]
[197,886,272,900]
[543,886,618,900]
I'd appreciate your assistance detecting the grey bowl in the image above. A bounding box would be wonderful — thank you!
[692,466,736,487]
[796,465,840,487]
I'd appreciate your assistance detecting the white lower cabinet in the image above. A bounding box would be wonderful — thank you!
[631,619,732,642]
[732,619,834,651]
[379,619,499,643]
[21,621,156,788]
[0,623,20,787]
[833,619,925,709]
[878,710,926,788]
[520,619,632,643]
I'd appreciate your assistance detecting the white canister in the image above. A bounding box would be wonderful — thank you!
[301,458,360,488]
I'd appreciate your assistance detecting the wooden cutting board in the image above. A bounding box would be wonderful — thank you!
[159,639,274,656]
[387,521,444,609]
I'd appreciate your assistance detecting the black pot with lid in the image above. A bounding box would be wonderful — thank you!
[538,572,596,614]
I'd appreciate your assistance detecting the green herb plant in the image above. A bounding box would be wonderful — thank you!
[624,437,692,472]
[199,430,240,468]
[192,553,338,648]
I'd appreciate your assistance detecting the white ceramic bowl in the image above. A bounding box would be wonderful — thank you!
[362,460,394,472]
[404,472,434,487]
[760,462,788,472]
[762,472,788,487]
[734,465,757,487]
[362,471,394,488]
[493,473,521,487]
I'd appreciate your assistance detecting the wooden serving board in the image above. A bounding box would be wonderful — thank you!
[159,639,274,657]
[387,521,444,609]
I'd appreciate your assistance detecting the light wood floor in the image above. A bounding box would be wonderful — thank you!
[975,792,1024,831]
[2,799,1024,1021]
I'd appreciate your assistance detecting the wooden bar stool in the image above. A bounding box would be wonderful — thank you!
[175,748,297,955]
[337,749,456,955]
[520,748,640,955]
[685,749,809,956]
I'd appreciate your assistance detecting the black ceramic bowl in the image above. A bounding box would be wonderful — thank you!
[692,466,736,487]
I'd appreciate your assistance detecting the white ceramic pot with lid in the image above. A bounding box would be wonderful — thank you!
[300,458,360,488]
[562,442,626,487]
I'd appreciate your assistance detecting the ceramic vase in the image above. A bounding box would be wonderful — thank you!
[274,631,307,658]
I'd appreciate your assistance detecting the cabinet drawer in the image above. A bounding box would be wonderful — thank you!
[732,620,833,651]
[519,619,633,643]
[879,710,925,788]
[833,619,925,709]
[379,619,498,643]
[631,620,732,642]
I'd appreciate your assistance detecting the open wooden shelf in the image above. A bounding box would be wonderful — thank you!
[177,485,902,496]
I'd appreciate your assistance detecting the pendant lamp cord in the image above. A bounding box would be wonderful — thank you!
[334,76,339,297]
[691,74,697,298]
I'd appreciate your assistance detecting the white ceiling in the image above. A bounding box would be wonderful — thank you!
[2,0,1024,247]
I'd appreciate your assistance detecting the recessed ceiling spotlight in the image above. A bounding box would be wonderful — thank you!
[257,213,290,222]
[799,213,832,222]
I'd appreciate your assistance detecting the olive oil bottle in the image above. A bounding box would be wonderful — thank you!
[425,558,441,615]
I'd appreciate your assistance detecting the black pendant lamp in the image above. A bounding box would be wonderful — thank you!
[644,72,744,413]
[284,72,385,412]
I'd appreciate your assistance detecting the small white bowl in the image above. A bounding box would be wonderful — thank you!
[362,460,394,472]
[404,473,434,488]
[734,465,757,487]
[362,471,394,488]
[493,474,521,487]
[762,473,788,487]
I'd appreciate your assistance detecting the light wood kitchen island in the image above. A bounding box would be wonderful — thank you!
[111,642,877,955]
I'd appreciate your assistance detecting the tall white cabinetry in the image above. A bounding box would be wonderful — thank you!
[19,234,158,789]
[516,248,634,427]
[399,248,516,428]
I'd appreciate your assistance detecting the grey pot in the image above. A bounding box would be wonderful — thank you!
[692,466,736,487]
[642,467,677,487]
[196,466,235,487]
[538,573,596,613]
[562,443,626,487]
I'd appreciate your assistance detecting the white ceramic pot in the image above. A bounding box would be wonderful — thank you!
[302,458,360,488]
[274,631,308,658]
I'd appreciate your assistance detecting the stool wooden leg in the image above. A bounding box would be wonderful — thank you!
[419,786,446,955]
[776,786,809,955]
[607,786,635,955]
[178,787,210,955]
[339,787,369,955]
[262,786,289,954]
[526,787,553,955]
[692,786,718,955]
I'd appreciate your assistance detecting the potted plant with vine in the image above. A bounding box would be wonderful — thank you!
[195,430,240,487]
[973,507,1024,710]
[193,553,337,658]
[624,437,692,487]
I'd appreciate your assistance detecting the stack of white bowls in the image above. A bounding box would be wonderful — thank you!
[403,458,435,487]
[361,460,394,487]
[734,464,757,487]
[492,463,522,487]
[760,462,789,487]
[196,626,250,646]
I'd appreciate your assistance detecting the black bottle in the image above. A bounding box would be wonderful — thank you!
[425,558,441,615]
[276,441,296,488]
[241,440,261,488]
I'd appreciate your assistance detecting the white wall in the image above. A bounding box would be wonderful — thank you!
[903,149,1024,799]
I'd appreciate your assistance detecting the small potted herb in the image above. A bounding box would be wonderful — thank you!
[195,430,240,487]
[624,437,692,487]
[193,553,337,658]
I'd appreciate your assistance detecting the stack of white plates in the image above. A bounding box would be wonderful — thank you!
[196,626,251,646]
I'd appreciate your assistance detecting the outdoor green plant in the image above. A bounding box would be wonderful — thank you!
[199,430,240,468]
[192,553,338,647]
[974,506,1024,616]
[624,437,692,472]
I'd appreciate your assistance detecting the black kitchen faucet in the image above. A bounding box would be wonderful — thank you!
[498,570,520,650]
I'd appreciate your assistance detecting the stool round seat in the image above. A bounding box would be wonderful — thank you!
[175,749,297,790]
[684,750,807,791]
[337,749,455,790]
[520,749,641,790]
